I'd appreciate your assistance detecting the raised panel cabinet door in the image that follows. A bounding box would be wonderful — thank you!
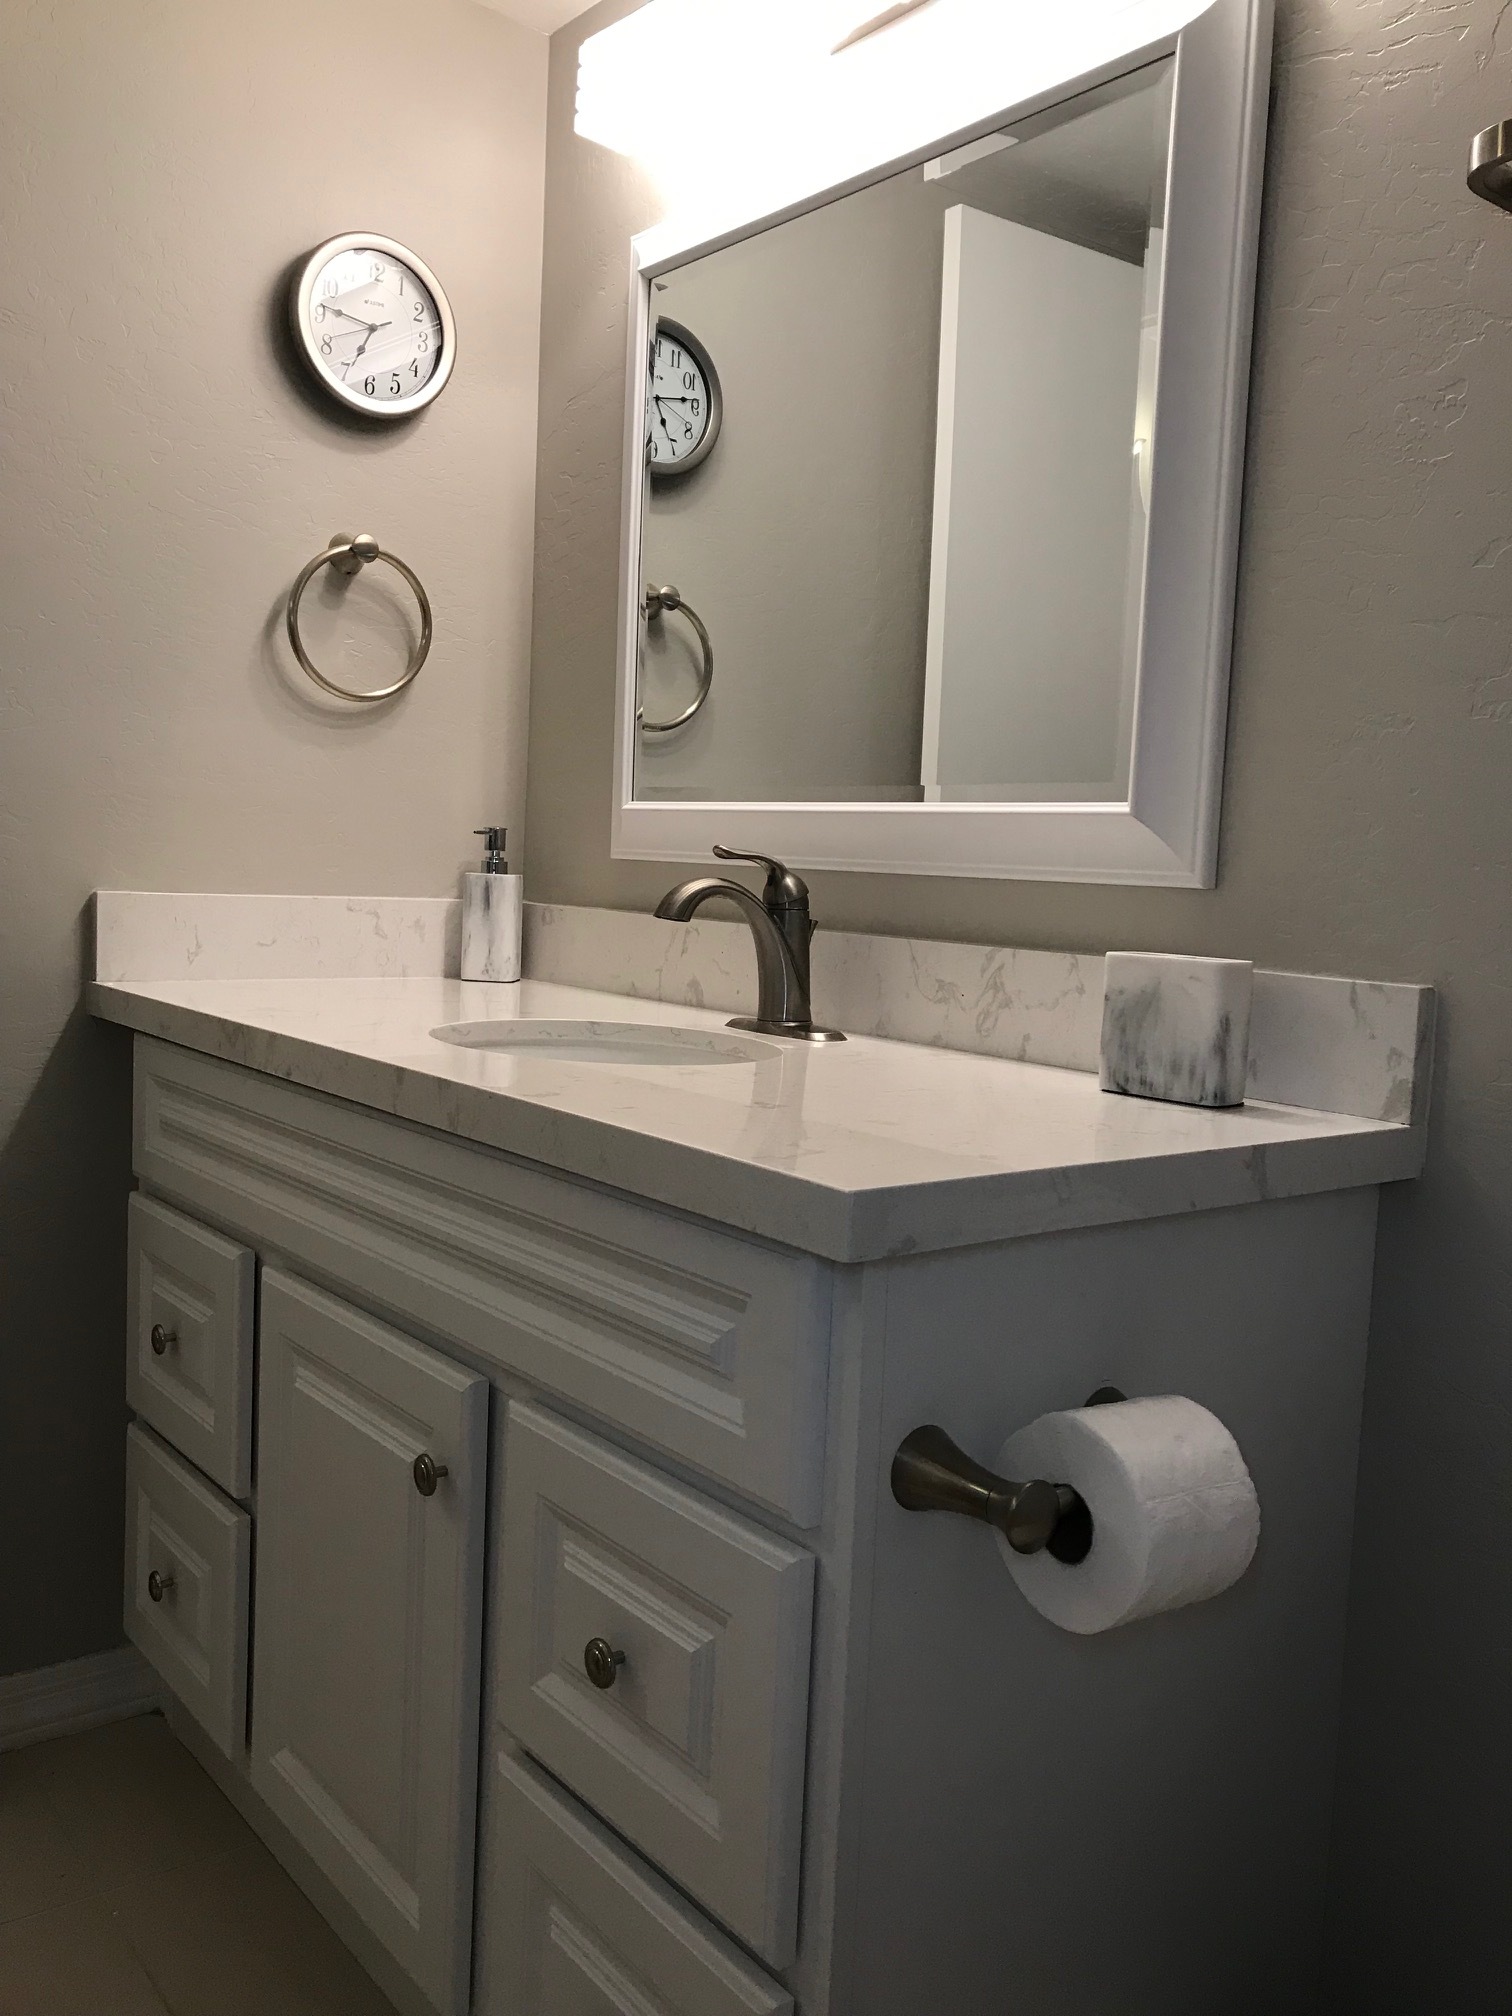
[478,1747,792,2016]
[250,1270,488,2016]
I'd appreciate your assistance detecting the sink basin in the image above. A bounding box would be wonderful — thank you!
[429,1019,776,1067]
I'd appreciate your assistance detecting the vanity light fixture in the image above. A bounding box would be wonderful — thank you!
[578,0,1208,262]
[575,0,885,157]
[831,1,938,55]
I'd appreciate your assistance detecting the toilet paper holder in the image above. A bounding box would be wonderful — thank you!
[891,1389,1125,1564]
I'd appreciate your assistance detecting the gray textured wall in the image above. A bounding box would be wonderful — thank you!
[525,2,1510,2005]
[0,0,546,1676]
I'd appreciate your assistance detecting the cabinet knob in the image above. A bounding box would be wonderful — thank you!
[150,1323,176,1357]
[584,1638,626,1691]
[413,1452,449,1497]
[147,1569,176,1603]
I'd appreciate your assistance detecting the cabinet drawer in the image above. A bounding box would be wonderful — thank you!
[124,1422,250,1758]
[479,1747,792,2016]
[134,1037,830,1524]
[127,1192,254,1499]
[496,1403,814,1968]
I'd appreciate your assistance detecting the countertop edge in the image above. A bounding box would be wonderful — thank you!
[89,983,1426,1267]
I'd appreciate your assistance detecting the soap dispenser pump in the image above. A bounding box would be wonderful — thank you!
[460,826,522,983]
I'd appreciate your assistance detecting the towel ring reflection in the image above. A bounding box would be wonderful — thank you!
[639,585,713,734]
[286,532,433,703]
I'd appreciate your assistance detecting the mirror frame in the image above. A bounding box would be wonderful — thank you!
[611,0,1273,887]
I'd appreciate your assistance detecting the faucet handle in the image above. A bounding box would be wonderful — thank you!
[711,845,810,910]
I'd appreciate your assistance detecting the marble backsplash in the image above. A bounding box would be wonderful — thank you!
[92,892,1435,1129]
[94,891,462,983]
[523,904,1434,1128]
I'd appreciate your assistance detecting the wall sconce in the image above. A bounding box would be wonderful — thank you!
[1469,120,1512,213]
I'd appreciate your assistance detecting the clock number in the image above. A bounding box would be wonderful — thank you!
[364,375,376,396]
[650,441,661,460]
[683,371,696,390]
[670,347,682,367]
[314,302,326,323]
[684,423,695,440]
[413,301,426,323]
[691,398,700,415]
[372,260,386,280]
[390,372,402,395]
[410,359,421,378]
[324,278,338,296]
[320,336,332,356]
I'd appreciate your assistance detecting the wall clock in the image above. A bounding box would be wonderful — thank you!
[647,318,722,478]
[291,232,456,419]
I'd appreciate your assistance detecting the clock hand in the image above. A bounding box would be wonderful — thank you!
[338,321,397,377]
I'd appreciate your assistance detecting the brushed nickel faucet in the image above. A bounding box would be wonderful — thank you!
[655,847,846,1043]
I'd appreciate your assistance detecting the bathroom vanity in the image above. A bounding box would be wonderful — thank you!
[82,10,1401,2003]
[91,895,1432,2016]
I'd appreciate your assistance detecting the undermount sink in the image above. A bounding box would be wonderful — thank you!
[429,1019,777,1067]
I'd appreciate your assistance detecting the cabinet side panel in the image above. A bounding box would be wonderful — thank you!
[848,1189,1378,2016]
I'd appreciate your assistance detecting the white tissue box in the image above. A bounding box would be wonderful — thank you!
[1100,951,1253,1109]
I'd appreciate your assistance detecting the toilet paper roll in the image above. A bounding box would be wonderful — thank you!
[995,1396,1260,1635]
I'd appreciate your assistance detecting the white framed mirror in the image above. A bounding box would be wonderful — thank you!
[609,0,1273,886]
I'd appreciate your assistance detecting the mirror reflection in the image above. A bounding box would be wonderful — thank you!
[635,57,1174,807]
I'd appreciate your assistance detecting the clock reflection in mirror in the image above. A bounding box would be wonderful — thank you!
[648,318,723,478]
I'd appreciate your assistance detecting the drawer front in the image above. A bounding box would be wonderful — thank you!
[127,1192,255,1498]
[496,1403,814,1968]
[124,1421,250,1758]
[133,1037,831,1523]
[479,1747,792,2016]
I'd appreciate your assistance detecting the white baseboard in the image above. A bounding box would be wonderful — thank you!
[0,1646,162,1752]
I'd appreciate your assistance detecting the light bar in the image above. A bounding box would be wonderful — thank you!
[577,1,1203,260]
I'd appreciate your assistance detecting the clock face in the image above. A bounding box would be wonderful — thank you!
[647,320,722,477]
[293,235,455,418]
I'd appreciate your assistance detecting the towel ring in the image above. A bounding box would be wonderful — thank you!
[286,532,433,703]
[640,585,713,734]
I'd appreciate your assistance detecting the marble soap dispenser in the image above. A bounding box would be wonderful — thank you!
[460,827,522,983]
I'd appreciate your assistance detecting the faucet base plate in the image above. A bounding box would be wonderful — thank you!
[728,1017,847,1044]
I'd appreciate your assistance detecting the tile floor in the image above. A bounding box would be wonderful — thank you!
[0,1712,400,2015]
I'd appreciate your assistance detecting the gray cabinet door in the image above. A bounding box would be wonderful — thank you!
[251,1269,487,2016]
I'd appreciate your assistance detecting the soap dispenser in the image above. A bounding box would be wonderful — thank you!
[460,827,522,983]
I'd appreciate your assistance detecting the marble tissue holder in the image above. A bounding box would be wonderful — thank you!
[1099,952,1254,1109]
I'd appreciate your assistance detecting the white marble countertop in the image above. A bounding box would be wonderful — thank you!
[88,973,1426,1263]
